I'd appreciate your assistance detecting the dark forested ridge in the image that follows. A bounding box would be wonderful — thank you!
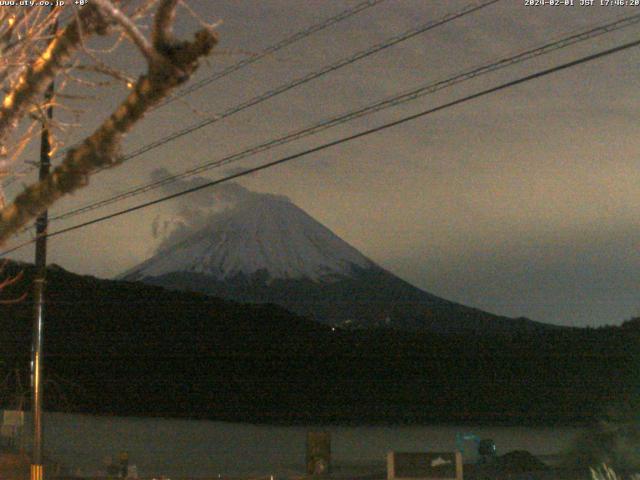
[1,261,638,425]
[133,267,554,334]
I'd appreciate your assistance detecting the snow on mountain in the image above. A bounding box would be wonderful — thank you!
[121,191,556,333]
[122,194,375,282]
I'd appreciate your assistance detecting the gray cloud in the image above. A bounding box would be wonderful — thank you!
[148,168,288,250]
[5,1,637,327]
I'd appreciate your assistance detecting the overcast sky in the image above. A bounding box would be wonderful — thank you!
[4,0,639,327]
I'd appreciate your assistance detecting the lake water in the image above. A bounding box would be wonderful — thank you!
[33,412,583,477]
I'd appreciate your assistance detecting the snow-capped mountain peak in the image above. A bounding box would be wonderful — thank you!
[120,191,554,333]
[122,195,374,282]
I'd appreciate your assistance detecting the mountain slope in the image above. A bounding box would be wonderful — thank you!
[122,195,551,334]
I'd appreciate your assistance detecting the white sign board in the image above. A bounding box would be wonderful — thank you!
[387,451,463,480]
[2,410,24,427]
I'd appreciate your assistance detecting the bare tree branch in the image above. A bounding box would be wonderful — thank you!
[153,0,179,50]
[0,6,110,146]
[0,261,25,303]
[0,4,217,246]
[92,0,163,65]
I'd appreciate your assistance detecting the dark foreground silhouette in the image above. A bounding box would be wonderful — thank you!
[1,262,638,426]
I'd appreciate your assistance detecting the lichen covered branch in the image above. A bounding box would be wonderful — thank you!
[0,6,109,145]
[0,3,217,246]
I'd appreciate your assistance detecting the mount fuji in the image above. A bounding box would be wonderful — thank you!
[121,193,551,334]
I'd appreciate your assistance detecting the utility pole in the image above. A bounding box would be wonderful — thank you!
[31,9,56,480]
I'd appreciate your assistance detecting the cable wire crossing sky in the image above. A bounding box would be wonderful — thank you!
[4,0,639,328]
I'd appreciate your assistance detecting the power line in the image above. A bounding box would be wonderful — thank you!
[1,0,387,187]
[153,0,388,110]
[2,36,638,258]
[46,11,640,224]
[13,0,503,220]
[4,0,501,188]
[110,0,501,165]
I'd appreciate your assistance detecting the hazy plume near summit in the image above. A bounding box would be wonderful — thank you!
[149,168,289,253]
[126,173,375,283]
[120,169,554,334]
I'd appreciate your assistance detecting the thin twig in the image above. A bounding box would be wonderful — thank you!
[0,5,217,245]
[0,4,110,145]
[92,0,163,65]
